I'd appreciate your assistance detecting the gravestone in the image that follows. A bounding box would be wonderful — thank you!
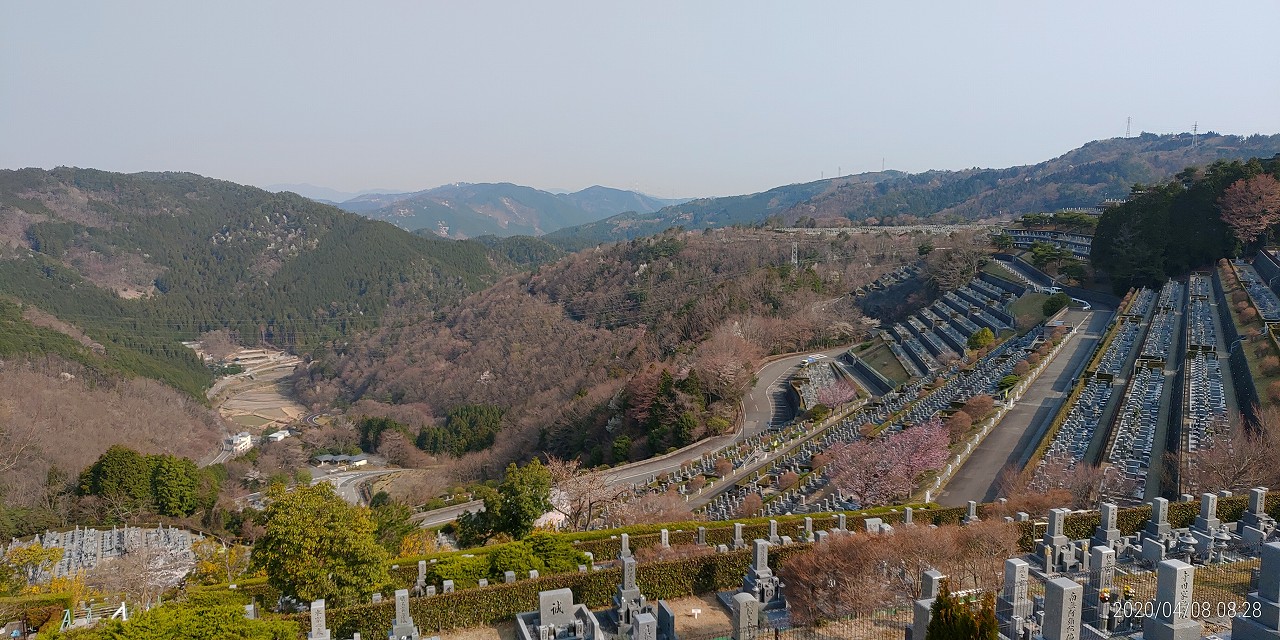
[697,527,707,547]
[479,578,488,587]
[1241,487,1273,531]
[863,518,883,534]
[660,529,670,549]
[308,599,331,640]
[244,602,257,620]
[1041,508,1074,573]
[1146,497,1173,540]
[731,592,759,640]
[1041,577,1082,640]
[741,539,781,606]
[505,571,517,584]
[621,534,632,557]
[733,524,746,550]
[540,588,576,629]
[1093,502,1122,550]
[1195,493,1221,531]
[1143,560,1202,640]
[391,588,421,640]
[657,601,676,640]
[963,500,979,524]
[425,586,436,597]
[903,507,913,526]
[1232,541,1280,640]
[634,612,657,640]
[913,570,945,640]
[767,520,780,544]
[372,593,382,604]
[442,580,454,594]
[803,517,813,542]
[529,570,539,580]
[836,514,847,531]
[615,554,646,632]
[1084,546,1115,628]
[997,558,1031,639]
[814,531,829,543]
[416,560,427,591]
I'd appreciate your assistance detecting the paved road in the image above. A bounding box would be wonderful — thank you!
[938,308,1113,506]
[741,345,868,437]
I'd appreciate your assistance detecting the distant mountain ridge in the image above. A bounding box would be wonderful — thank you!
[548,132,1280,248]
[329,183,688,238]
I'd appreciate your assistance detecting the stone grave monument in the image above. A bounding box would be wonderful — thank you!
[390,589,421,640]
[515,588,603,640]
[1039,577,1082,640]
[1232,541,1280,640]
[997,558,1032,640]
[1142,560,1202,640]
[308,599,330,640]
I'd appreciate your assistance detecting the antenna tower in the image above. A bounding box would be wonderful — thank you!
[1126,116,1131,138]
[1192,121,1198,148]
[791,241,799,268]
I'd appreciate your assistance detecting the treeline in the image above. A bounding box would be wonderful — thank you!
[303,228,930,473]
[1091,157,1280,291]
[0,168,531,396]
[78,446,220,518]
[357,405,507,458]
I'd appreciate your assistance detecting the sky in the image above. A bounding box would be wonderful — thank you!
[3,2,1279,199]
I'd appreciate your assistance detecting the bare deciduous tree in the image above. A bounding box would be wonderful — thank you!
[545,456,629,531]
[1220,174,1280,245]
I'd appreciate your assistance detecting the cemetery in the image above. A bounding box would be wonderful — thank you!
[253,489,1280,640]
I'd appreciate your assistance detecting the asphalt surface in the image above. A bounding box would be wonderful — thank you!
[937,308,1113,506]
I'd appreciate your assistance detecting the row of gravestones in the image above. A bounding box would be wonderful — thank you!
[707,323,1050,521]
[693,368,939,520]
[912,542,1280,640]
[5,525,200,580]
[701,413,879,520]
[1035,490,1277,576]
[272,587,433,640]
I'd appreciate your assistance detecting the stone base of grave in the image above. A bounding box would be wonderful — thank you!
[715,591,789,626]
[1142,617,1203,640]
[1233,615,1280,640]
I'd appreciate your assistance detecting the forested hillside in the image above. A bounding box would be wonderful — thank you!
[552,133,1280,247]
[0,168,516,395]
[340,183,684,239]
[0,356,224,530]
[1091,156,1280,291]
[295,228,939,476]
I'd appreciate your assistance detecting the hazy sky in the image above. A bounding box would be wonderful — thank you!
[4,2,1279,198]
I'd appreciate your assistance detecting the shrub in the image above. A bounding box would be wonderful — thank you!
[1042,293,1072,316]
[946,411,973,442]
[1012,361,1030,377]
[1264,356,1280,377]
[1243,307,1259,323]
[962,395,994,419]
[1268,381,1280,404]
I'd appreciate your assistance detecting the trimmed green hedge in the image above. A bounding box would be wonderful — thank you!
[0,592,74,633]
[289,543,811,638]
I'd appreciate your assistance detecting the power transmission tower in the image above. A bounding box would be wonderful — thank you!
[1126,116,1131,138]
[1192,121,1198,149]
[791,241,799,268]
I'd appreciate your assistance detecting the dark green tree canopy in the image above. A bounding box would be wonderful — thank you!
[251,482,389,607]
